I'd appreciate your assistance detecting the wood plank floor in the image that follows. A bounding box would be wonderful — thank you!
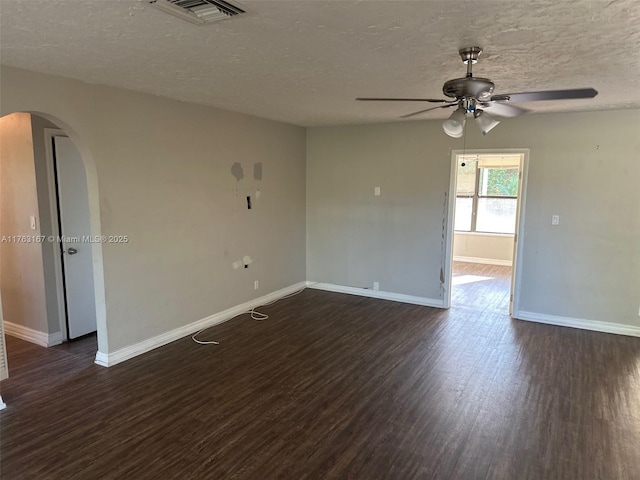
[452,261,512,313]
[1,289,640,479]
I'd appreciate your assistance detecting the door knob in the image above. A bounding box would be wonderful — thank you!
[67,247,78,255]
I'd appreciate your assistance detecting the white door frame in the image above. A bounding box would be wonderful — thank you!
[43,128,70,341]
[443,148,530,316]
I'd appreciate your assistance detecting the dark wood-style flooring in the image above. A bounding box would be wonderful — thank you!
[1,285,640,479]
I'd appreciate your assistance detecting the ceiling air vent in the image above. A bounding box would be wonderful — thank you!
[149,0,246,25]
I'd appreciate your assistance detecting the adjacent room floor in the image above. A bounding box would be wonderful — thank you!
[1,289,639,479]
[451,261,512,313]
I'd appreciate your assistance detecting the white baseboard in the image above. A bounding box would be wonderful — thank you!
[306,282,444,308]
[516,311,640,338]
[0,395,6,411]
[94,351,109,366]
[3,321,64,347]
[90,283,639,368]
[453,256,512,266]
[94,281,308,367]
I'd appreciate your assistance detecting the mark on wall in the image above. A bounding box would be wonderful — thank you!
[231,162,244,182]
[253,162,263,181]
[230,163,263,209]
[232,255,254,270]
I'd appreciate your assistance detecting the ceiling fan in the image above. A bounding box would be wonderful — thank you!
[357,47,598,137]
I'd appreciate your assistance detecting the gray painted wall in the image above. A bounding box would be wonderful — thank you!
[307,109,640,327]
[0,113,49,333]
[1,66,307,353]
[306,121,448,300]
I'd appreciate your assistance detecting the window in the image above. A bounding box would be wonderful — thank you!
[455,154,520,234]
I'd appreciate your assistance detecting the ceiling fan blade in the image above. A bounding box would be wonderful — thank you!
[399,103,457,119]
[490,88,598,103]
[481,102,528,118]
[356,97,451,103]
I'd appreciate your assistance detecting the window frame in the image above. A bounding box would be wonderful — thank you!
[455,162,519,234]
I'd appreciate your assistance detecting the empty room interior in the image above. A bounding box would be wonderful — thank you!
[0,1,639,479]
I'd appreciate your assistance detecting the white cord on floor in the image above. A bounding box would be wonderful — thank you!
[191,287,306,345]
[191,333,219,345]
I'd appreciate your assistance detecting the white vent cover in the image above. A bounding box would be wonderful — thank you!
[149,0,246,25]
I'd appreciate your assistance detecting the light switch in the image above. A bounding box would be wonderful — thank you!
[374,187,381,196]
[551,215,560,226]
[30,216,37,230]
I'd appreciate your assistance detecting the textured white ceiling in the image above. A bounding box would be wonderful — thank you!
[1,0,639,126]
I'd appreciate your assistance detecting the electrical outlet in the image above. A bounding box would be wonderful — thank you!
[373,282,380,291]
[254,280,259,290]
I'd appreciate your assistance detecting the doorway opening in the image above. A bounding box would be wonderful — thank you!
[444,149,529,315]
[0,113,107,393]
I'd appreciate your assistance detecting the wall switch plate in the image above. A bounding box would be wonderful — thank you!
[374,187,381,196]
[254,280,259,290]
[30,216,37,230]
[373,282,380,291]
[551,215,560,226]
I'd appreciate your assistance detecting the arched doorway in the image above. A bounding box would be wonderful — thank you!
[0,112,108,374]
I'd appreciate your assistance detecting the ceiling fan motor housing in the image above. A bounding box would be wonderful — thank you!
[443,77,495,101]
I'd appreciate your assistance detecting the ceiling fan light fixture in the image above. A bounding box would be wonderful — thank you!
[443,107,467,137]
[447,129,464,139]
[474,110,500,136]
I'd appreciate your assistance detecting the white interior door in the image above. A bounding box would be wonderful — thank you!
[53,136,97,339]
